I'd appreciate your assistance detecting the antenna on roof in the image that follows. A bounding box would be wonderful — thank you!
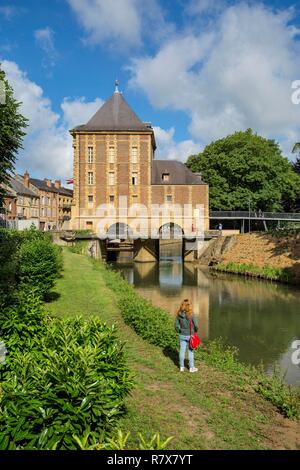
[115,79,119,94]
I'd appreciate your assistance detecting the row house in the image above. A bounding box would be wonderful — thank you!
[1,173,73,230]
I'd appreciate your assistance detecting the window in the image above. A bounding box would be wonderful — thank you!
[86,221,93,230]
[109,195,115,203]
[132,172,138,185]
[166,195,172,203]
[132,195,138,204]
[88,172,94,185]
[108,172,115,186]
[131,146,138,163]
[88,146,94,164]
[162,173,170,182]
[108,146,115,163]
[88,195,93,204]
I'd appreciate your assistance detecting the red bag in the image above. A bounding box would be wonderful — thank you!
[189,319,201,350]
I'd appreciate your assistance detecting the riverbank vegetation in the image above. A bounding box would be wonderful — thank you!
[45,250,300,449]
[213,262,294,284]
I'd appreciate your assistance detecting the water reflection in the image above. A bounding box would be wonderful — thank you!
[116,260,300,386]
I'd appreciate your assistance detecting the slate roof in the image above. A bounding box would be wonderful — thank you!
[8,176,38,197]
[152,161,205,185]
[72,91,152,133]
[28,178,73,196]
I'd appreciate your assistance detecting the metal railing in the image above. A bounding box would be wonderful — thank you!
[209,211,300,221]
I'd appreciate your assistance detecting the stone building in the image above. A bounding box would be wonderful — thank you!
[5,175,39,222]
[19,172,73,230]
[70,82,209,240]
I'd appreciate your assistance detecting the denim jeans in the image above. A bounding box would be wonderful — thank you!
[179,335,194,369]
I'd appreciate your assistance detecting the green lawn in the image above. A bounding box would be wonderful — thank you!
[45,249,299,450]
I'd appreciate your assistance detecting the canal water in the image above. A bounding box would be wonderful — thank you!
[113,248,300,386]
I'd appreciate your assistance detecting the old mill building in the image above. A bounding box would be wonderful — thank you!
[70,82,209,252]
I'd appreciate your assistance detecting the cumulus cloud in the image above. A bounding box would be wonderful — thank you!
[67,0,173,50]
[154,126,201,161]
[61,96,104,129]
[130,3,300,158]
[1,60,103,180]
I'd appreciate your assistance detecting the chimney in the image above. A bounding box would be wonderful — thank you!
[24,171,29,188]
[54,180,61,189]
[44,178,52,188]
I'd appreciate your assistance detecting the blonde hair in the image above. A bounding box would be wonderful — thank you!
[177,298,193,319]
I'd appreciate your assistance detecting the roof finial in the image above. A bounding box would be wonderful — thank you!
[115,79,119,94]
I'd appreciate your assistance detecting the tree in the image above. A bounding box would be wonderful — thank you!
[186,129,300,212]
[0,66,27,209]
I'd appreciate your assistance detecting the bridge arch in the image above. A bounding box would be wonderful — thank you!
[106,222,134,240]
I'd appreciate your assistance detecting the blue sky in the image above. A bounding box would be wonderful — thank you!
[1,0,300,181]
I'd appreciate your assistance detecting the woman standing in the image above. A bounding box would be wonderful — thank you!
[175,299,198,372]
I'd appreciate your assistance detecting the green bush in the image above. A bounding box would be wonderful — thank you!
[0,287,46,371]
[0,228,54,301]
[69,240,88,254]
[0,316,133,450]
[18,238,62,297]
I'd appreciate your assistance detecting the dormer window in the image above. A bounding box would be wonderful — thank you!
[162,173,170,182]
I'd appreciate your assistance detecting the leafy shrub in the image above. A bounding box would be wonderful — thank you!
[0,287,46,373]
[0,228,54,301]
[0,317,133,450]
[18,238,62,297]
[73,429,174,450]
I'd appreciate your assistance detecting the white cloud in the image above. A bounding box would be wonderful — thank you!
[1,60,103,180]
[61,96,104,129]
[130,3,300,158]
[34,27,58,68]
[154,126,201,161]
[67,0,173,50]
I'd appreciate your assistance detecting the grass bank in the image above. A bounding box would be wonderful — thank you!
[46,250,300,450]
[213,262,294,284]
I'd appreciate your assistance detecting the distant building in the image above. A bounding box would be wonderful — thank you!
[1,173,73,230]
[19,172,73,230]
[3,175,39,225]
[70,82,209,236]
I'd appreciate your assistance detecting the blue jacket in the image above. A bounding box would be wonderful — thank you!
[175,311,198,336]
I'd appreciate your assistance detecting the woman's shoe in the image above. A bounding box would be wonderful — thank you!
[189,367,198,373]
[180,367,185,372]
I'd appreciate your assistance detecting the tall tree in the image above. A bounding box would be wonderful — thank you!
[186,129,300,212]
[0,66,27,209]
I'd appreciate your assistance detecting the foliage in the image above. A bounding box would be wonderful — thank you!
[101,262,299,419]
[68,240,88,254]
[72,429,173,450]
[255,370,300,419]
[0,67,28,208]
[18,238,62,297]
[214,262,294,283]
[0,227,54,301]
[0,316,133,450]
[186,129,300,211]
